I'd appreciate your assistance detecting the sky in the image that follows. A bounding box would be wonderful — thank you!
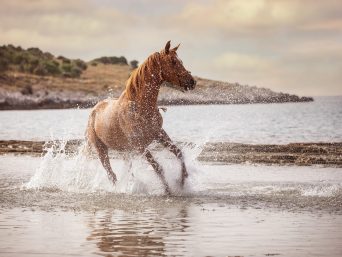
[0,0,341,96]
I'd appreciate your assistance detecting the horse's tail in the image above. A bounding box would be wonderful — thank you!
[86,109,97,137]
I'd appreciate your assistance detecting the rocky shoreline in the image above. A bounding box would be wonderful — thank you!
[0,72,313,110]
[0,45,314,109]
[1,140,340,167]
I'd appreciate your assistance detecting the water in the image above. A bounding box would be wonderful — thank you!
[0,96,341,143]
[1,207,341,257]
[0,153,342,257]
[1,97,342,256]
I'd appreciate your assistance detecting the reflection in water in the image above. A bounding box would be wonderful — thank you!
[86,206,190,256]
[1,204,341,257]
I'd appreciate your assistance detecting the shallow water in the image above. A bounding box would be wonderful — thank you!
[0,96,341,143]
[1,97,342,256]
[1,151,342,256]
[1,206,341,257]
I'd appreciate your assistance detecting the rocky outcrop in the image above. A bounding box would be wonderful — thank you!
[0,140,340,167]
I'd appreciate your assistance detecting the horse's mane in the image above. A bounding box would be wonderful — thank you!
[125,52,162,101]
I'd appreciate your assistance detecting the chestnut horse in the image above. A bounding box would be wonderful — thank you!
[86,41,196,194]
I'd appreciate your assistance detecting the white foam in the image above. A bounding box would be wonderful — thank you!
[300,184,341,197]
[23,140,203,195]
[21,139,342,198]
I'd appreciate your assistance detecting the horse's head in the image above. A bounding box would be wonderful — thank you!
[159,41,196,92]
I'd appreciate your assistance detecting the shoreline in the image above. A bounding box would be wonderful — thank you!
[0,72,313,110]
[1,139,341,167]
[0,98,314,111]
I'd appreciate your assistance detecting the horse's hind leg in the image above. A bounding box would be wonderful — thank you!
[144,150,171,195]
[93,138,117,185]
[86,110,117,185]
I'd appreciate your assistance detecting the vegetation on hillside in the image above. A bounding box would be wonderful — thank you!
[0,45,138,78]
[91,56,128,65]
[0,45,88,78]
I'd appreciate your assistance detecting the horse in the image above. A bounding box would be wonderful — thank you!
[85,41,196,194]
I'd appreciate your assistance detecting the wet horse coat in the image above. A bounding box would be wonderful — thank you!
[86,41,196,194]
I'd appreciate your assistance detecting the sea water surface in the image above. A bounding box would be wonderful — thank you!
[0,96,342,257]
[0,96,341,143]
[0,152,342,257]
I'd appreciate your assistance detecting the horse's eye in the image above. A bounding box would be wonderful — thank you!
[171,59,177,66]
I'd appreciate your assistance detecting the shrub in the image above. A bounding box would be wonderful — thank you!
[57,55,70,63]
[34,64,48,76]
[92,56,128,65]
[57,56,71,64]
[130,60,139,69]
[43,52,54,59]
[74,59,87,70]
[29,57,39,67]
[27,47,43,57]
[61,64,82,78]
[61,63,72,73]
[13,53,25,65]
[43,61,61,75]
[70,67,82,77]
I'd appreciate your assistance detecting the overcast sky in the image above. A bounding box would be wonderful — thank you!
[1,0,341,96]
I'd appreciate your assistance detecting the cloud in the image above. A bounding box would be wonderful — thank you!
[175,0,300,35]
[0,0,341,95]
[214,52,272,71]
[0,0,138,58]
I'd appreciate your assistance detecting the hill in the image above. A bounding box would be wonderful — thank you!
[0,45,313,110]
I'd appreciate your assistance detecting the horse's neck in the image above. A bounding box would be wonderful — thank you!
[124,54,162,116]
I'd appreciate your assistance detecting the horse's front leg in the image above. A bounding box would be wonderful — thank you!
[143,149,171,195]
[158,129,188,187]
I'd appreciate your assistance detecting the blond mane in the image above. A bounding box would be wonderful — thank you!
[125,52,162,102]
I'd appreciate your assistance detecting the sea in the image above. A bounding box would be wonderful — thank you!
[0,96,341,257]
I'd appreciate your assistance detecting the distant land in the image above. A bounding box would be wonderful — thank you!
[0,45,313,110]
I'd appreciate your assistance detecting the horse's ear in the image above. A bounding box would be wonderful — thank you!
[173,43,180,52]
[165,40,171,54]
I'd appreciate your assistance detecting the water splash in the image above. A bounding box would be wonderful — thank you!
[24,139,204,195]
[21,138,342,199]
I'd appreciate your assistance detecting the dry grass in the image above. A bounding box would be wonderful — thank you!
[80,63,132,92]
[0,63,133,95]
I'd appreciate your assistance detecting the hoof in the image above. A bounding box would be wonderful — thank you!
[109,175,117,186]
[180,169,188,188]
[180,178,186,188]
[165,186,172,196]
